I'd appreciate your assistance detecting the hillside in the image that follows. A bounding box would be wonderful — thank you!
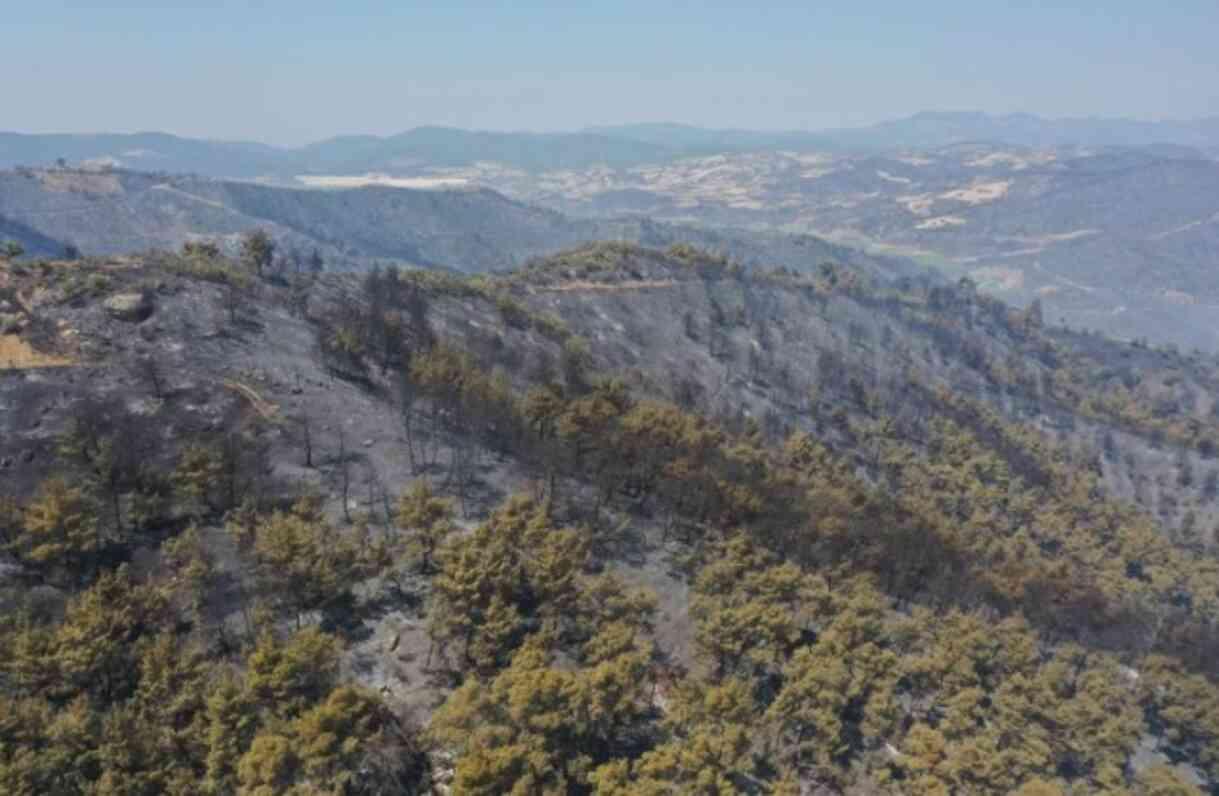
[4,243,1219,793]
[0,166,906,278]
[489,146,1219,352]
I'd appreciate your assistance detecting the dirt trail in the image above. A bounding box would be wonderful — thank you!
[150,183,237,212]
[535,279,678,293]
[223,379,280,421]
[1149,211,1219,240]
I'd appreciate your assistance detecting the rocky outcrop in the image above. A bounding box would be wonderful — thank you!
[0,311,25,334]
[103,292,153,322]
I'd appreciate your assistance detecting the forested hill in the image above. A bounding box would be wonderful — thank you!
[3,241,1219,793]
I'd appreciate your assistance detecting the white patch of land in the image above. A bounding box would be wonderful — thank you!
[970,266,1025,291]
[967,151,1057,169]
[1037,229,1100,243]
[993,229,1101,247]
[785,152,834,166]
[1163,289,1197,305]
[939,179,1011,204]
[1149,211,1219,240]
[150,184,234,211]
[81,157,121,170]
[916,215,967,230]
[1033,260,1096,294]
[39,171,123,194]
[295,174,470,190]
[967,152,1027,169]
[897,194,937,216]
[876,170,913,185]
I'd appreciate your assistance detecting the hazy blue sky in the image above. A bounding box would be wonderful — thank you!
[4,1,1217,145]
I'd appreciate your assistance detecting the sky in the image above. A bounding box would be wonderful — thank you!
[4,1,1218,146]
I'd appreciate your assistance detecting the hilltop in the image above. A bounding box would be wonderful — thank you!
[4,242,1219,792]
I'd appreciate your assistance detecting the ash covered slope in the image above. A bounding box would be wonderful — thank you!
[4,244,1219,792]
[5,244,1219,632]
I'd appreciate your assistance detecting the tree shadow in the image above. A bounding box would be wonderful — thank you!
[320,579,424,644]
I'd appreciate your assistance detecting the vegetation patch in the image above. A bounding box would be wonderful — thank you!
[0,334,75,369]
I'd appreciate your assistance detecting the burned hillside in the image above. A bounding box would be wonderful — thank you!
[3,243,1219,793]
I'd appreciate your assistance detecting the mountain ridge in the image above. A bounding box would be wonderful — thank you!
[5,111,1217,178]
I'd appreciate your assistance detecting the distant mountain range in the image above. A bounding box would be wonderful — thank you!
[0,128,679,178]
[4,112,1217,178]
[820,111,1219,152]
[591,113,1219,155]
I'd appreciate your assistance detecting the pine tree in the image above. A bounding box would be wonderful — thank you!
[243,509,361,626]
[291,686,394,791]
[12,477,100,583]
[203,673,257,795]
[172,443,224,518]
[395,479,455,574]
[632,678,759,794]
[240,229,275,278]
[54,567,169,704]
[244,628,341,718]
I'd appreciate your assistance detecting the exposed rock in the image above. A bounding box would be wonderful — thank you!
[1129,734,1207,787]
[0,560,26,583]
[103,292,154,322]
[0,312,26,334]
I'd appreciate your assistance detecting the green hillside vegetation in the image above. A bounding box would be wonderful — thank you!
[3,241,1219,793]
